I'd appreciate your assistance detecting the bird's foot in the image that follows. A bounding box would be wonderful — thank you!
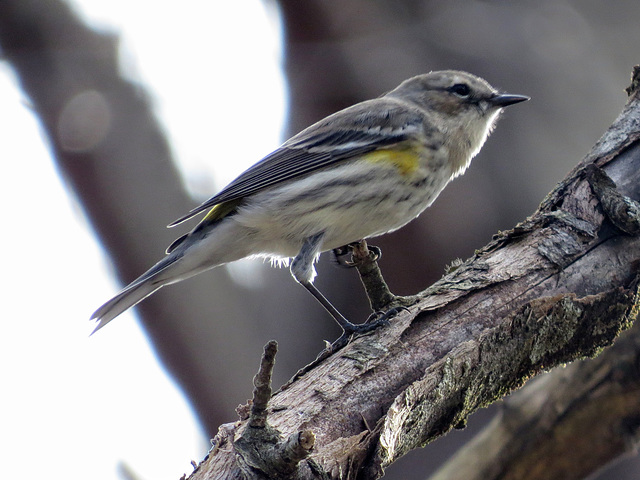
[328,319,387,352]
[331,242,381,268]
[366,305,410,324]
[327,304,408,352]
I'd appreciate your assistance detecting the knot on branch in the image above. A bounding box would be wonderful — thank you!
[234,341,316,478]
[625,65,640,98]
[585,164,640,235]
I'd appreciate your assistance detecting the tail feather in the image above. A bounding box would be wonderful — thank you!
[91,218,252,334]
[90,282,161,334]
[90,255,182,334]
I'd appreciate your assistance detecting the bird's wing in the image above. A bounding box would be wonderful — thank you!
[168,99,425,227]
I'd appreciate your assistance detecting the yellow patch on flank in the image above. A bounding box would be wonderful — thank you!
[202,199,242,224]
[364,147,420,176]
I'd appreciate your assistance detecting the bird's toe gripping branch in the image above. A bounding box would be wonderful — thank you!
[293,233,415,350]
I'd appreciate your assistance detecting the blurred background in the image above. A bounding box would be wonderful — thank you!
[1,0,638,479]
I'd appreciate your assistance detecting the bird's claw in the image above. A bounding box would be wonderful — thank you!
[330,306,405,350]
[365,245,382,261]
[331,245,356,268]
[331,242,382,269]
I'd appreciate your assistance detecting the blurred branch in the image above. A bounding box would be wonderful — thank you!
[0,0,262,433]
[186,69,640,479]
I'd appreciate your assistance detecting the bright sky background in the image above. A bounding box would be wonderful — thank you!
[0,2,284,479]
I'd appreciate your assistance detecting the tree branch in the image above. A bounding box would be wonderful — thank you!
[427,317,640,480]
[186,67,640,479]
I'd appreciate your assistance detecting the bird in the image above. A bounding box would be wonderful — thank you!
[91,70,528,338]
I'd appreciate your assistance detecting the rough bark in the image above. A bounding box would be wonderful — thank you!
[427,318,640,480]
[185,69,640,479]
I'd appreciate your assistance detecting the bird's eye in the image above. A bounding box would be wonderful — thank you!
[449,83,471,97]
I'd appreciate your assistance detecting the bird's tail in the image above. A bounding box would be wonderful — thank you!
[90,254,182,334]
[90,217,259,334]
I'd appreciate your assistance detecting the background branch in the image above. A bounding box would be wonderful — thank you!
[0,0,273,433]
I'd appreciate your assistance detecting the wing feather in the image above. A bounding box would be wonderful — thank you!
[169,99,425,226]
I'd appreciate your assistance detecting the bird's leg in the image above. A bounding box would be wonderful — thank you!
[347,240,419,321]
[292,233,388,345]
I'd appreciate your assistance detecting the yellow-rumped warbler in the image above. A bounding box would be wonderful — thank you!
[91,70,528,336]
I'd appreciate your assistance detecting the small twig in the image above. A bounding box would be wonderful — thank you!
[234,341,316,478]
[278,430,316,466]
[351,240,419,312]
[350,240,396,311]
[248,340,278,428]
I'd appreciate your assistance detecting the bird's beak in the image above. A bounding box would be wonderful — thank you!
[489,93,530,108]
